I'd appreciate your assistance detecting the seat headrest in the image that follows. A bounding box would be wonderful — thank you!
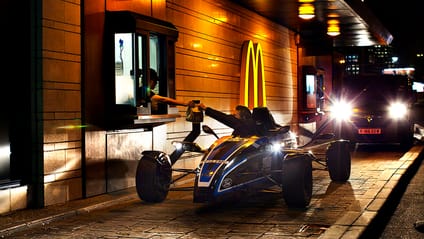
[252,107,270,122]
[252,107,275,125]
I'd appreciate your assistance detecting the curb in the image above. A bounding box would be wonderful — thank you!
[359,145,424,238]
[0,193,139,237]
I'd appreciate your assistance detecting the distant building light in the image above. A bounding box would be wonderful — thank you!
[413,81,424,92]
[391,56,398,63]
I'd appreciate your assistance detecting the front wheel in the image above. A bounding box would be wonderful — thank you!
[135,152,172,203]
[326,141,351,182]
[281,154,313,208]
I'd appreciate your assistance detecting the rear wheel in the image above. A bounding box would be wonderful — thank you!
[135,152,172,203]
[281,154,312,208]
[326,141,351,182]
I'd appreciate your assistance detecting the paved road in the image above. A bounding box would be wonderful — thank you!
[2,145,419,239]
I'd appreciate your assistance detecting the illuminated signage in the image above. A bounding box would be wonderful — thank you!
[382,67,415,75]
[240,40,266,108]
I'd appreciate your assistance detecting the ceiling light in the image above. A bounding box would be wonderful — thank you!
[327,19,340,36]
[298,0,315,20]
[298,3,315,20]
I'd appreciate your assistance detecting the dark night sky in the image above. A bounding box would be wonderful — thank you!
[366,0,422,66]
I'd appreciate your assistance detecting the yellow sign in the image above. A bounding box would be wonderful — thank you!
[240,40,266,108]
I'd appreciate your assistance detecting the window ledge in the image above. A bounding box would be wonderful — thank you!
[0,179,21,190]
[134,114,181,125]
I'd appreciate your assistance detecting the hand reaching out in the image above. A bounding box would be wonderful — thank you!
[198,103,207,110]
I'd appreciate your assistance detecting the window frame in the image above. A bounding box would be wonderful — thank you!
[105,11,179,127]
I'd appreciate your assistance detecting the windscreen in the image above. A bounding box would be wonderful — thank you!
[343,75,411,109]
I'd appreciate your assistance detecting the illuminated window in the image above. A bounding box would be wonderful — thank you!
[345,54,359,75]
[306,74,316,108]
[107,12,178,120]
[114,33,162,109]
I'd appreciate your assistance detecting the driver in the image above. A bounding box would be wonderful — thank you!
[198,103,258,137]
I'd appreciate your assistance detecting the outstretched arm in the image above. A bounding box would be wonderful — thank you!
[151,94,192,107]
[199,104,242,129]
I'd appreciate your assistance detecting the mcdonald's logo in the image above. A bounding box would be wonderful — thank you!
[240,40,266,108]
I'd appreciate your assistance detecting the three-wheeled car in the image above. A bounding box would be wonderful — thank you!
[135,104,351,208]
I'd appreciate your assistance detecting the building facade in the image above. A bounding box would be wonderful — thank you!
[0,0,383,214]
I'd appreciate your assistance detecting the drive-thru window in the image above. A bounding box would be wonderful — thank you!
[103,11,179,128]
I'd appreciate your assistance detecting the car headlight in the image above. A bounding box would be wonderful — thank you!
[388,102,408,119]
[330,100,353,121]
[270,131,298,151]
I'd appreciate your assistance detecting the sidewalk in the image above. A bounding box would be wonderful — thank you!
[360,144,424,238]
[321,144,424,238]
[1,144,424,238]
[0,187,140,236]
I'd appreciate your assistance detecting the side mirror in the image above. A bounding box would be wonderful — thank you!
[202,125,219,139]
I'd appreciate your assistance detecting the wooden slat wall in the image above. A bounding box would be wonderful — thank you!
[168,0,298,127]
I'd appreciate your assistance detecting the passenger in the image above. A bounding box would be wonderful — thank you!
[198,103,258,137]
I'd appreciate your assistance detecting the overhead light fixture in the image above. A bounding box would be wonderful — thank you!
[298,0,315,20]
[327,19,340,36]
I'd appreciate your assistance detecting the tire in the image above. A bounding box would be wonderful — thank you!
[135,152,172,203]
[326,141,351,182]
[281,154,312,208]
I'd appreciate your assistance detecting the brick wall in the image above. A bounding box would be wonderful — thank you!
[42,0,82,206]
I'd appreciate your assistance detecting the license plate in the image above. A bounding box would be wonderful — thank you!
[358,128,381,134]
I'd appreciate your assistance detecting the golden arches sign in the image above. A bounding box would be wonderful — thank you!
[240,40,266,108]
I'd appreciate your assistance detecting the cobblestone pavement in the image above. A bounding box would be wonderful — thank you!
[0,145,423,239]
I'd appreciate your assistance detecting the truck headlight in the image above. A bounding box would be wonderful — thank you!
[330,100,353,121]
[388,102,408,119]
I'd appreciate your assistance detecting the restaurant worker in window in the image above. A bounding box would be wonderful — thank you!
[145,68,194,114]
[197,103,258,137]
